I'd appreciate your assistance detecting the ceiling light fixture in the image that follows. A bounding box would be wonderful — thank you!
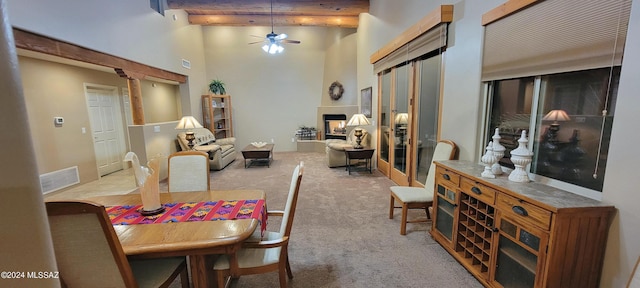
[249,0,300,54]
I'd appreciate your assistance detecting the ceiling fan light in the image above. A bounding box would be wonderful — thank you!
[262,44,269,52]
[277,45,284,53]
[268,43,279,54]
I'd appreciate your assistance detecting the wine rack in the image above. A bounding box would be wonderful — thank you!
[455,191,495,279]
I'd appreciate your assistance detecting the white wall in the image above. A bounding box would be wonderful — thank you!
[360,0,640,287]
[600,0,640,285]
[6,0,208,115]
[202,26,357,151]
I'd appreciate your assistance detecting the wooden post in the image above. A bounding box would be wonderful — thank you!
[115,68,146,125]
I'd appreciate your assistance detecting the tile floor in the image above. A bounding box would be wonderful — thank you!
[43,168,138,201]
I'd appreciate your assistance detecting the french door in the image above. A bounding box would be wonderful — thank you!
[377,62,415,186]
[377,54,442,187]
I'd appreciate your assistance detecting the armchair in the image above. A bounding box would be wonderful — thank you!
[325,129,372,168]
[177,127,237,170]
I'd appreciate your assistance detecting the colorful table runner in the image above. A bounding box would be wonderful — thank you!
[107,199,267,236]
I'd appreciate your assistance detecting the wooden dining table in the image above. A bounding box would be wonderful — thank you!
[89,190,265,288]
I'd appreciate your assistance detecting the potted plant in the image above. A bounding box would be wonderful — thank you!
[208,79,226,95]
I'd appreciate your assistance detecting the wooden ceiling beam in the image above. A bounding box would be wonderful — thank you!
[13,28,187,83]
[189,14,359,28]
[168,0,369,16]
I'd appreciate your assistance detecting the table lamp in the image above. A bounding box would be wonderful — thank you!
[346,113,371,149]
[542,109,570,142]
[175,116,203,150]
[395,113,409,145]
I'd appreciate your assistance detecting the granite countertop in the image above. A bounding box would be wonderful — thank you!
[436,160,613,211]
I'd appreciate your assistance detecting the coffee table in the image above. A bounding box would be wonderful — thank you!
[241,144,274,168]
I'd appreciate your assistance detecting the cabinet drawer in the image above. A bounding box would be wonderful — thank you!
[496,193,552,231]
[460,177,496,205]
[435,167,460,188]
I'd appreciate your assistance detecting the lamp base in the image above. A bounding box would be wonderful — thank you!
[353,128,364,149]
[140,206,165,216]
[185,131,196,150]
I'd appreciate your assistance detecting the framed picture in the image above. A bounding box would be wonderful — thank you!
[360,87,372,118]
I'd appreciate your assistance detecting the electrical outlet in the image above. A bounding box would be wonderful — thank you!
[291,138,295,142]
[271,138,275,143]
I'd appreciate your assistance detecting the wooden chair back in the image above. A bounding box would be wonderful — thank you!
[280,162,304,238]
[168,151,210,192]
[424,140,457,192]
[629,256,640,288]
[45,200,137,287]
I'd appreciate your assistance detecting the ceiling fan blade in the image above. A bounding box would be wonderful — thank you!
[250,35,265,38]
[248,40,265,45]
[282,39,301,44]
[275,33,288,40]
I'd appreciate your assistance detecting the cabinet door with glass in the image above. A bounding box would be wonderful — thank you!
[491,212,549,288]
[431,167,460,246]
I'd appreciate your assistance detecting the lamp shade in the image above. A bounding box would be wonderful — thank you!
[346,114,371,126]
[542,110,571,122]
[175,116,203,130]
[395,113,409,125]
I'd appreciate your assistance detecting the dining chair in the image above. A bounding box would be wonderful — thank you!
[213,161,304,288]
[389,140,457,235]
[45,200,189,288]
[167,150,210,192]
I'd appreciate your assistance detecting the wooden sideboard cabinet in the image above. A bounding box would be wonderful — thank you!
[431,160,614,288]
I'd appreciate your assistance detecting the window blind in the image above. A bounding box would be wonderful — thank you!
[374,24,448,74]
[481,0,631,81]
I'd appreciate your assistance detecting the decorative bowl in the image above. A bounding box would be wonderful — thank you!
[251,142,268,148]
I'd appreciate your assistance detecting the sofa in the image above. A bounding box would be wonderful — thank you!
[325,129,372,168]
[177,128,237,170]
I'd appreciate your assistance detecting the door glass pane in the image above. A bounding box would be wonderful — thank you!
[380,70,392,162]
[415,55,441,184]
[435,197,455,241]
[500,218,517,238]
[495,235,537,288]
[520,229,540,251]
[380,70,391,162]
[394,64,409,173]
[531,67,619,191]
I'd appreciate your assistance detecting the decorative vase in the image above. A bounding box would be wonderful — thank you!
[491,128,506,175]
[124,152,164,215]
[481,141,497,179]
[508,130,534,183]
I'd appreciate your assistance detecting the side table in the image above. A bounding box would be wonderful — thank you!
[344,147,375,174]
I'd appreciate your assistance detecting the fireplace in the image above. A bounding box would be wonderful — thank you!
[324,114,347,140]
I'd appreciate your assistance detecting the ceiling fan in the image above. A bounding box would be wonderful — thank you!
[249,0,300,54]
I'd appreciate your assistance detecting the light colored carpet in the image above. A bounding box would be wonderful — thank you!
[169,151,482,288]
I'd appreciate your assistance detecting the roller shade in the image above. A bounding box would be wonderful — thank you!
[482,0,631,81]
[374,23,448,74]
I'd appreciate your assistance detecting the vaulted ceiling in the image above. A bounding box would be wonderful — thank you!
[166,0,369,28]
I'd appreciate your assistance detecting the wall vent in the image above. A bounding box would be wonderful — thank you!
[40,166,80,194]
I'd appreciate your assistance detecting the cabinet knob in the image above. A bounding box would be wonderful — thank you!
[512,205,528,216]
[443,174,450,180]
[471,186,482,195]
[491,227,499,232]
